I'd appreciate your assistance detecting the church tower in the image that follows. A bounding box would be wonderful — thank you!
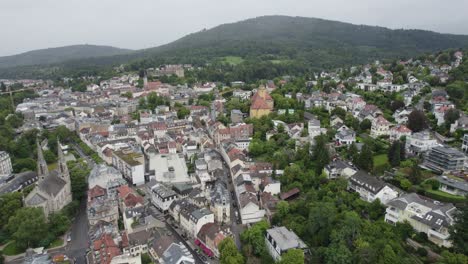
[37,140,49,182]
[57,140,70,183]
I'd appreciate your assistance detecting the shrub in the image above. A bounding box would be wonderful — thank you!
[416,247,428,257]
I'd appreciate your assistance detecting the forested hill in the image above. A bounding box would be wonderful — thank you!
[0,44,132,68]
[145,15,468,65]
[2,15,468,78]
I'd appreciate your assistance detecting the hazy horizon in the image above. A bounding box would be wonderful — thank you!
[2,0,468,56]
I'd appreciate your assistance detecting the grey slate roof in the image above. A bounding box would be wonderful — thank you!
[37,170,67,196]
[437,176,468,192]
[162,243,193,264]
[266,226,307,251]
[349,170,385,194]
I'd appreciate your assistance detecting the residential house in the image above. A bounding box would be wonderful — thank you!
[196,223,227,258]
[265,226,307,261]
[436,176,468,196]
[348,170,399,205]
[405,131,440,155]
[390,124,412,141]
[324,159,358,179]
[0,151,12,175]
[385,193,456,247]
[370,115,391,138]
[335,129,356,145]
[151,184,177,213]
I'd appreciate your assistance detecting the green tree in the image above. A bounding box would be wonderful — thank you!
[43,150,57,164]
[408,110,428,132]
[48,213,71,237]
[219,237,244,264]
[276,201,290,219]
[357,144,373,172]
[380,245,398,264]
[387,141,401,167]
[444,109,460,126]
[6,208,48,250]
[437,250,468,264]
[311,135,330,174]
[141,253,153,264]
[325,242,353,264]
[449,201,468,255]
[278,249,304,264]
[360,119,372,132]
[177,107,190,119]
[0,192,23,230]
[240,220,269,256]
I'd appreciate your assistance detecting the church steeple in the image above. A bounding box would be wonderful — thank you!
[57,139,70,182]
[37,140,49,181]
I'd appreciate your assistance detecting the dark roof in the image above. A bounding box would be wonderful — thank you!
[349,170,385,194]
[0,171,38,194]
[38,170,67,196]
[280,187,300,200]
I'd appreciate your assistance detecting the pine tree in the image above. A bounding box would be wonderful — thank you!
[388,141,401,167]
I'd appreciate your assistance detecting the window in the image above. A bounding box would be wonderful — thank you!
[426,215,433,221]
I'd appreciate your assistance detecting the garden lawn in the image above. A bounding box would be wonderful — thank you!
[222,56,244,65]
[373,154,389,167]
[47,238,64,249]
[3,242,24,256]
[425,189,466,202]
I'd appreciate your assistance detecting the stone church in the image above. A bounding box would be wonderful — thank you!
[25,141,72,217]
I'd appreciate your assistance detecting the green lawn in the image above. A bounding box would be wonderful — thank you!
[47,238,64,249]
[425,189,466,202]
[48,163,57,171]
[373,154,389,167]
[3,242,24,256]
[222,56,244,65]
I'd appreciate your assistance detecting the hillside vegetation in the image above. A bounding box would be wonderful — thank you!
[2,15,468,78]
[0,44,132,69]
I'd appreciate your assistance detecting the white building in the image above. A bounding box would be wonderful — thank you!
[405,131,440,155]
[112,148,145,186]
[148,153,191,183]
[238,192,265,224]
[385,193,456,248]
[370,115,391,138]
[0,151,12,175]
[265,226,307,261]
[461,134,468,154]
[348,171,398,205]
[324,159,358,179]
[151,184,177,213]
[180,207,215,237]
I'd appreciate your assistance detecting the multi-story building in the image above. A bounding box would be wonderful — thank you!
[424,146,467,173]
[0,151,13,175]
[150,184,177,213]
[265,226,307,261]
[405,131,440,155]
[324,159,358,179]
[462,134,468,154]
[210,182,230,224]
[112,148,145,186]
[370,115,391,138]
[348,170,399,205]
[385,193,456,248]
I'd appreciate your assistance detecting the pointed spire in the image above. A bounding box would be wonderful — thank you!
[57,138,70,182]
[37,139,48,181]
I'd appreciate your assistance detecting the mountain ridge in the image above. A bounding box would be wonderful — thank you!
[1,15,468,78]
[0,44,132,69]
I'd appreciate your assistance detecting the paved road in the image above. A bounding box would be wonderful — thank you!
[210,150,242,249]
[66,199,89,264]
[166,223,205,264]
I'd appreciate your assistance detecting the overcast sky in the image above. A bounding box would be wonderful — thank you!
[1,0,468,56]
